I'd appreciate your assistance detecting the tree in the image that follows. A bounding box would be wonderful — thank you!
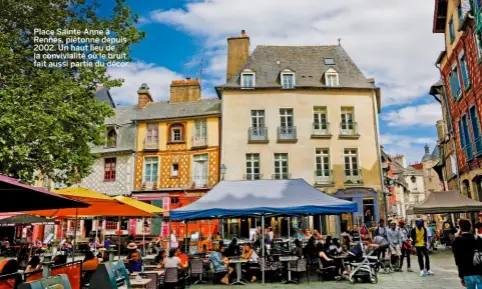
[0,0,145,184]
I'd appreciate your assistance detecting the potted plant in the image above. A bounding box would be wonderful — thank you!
[152,183,158,190]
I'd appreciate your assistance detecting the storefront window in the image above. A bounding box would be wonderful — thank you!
[363,198,375,227]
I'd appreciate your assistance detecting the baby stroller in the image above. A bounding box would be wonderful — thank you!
[344,250,379,284]
[375,245,393,274]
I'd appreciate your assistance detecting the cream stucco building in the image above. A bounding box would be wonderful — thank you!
[216,31,384,233]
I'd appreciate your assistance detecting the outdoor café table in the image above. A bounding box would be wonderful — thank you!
[129,277,152,288]
[279,256,299,284]
[228,258,249,285]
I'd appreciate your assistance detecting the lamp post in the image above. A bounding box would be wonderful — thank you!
[220,164,227,181]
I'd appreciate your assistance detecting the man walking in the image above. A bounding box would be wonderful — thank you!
[387,221,402,271]
[411,219,433,277]
[374,219,388,258]
[453,219,482,289]
[399,220,413,272]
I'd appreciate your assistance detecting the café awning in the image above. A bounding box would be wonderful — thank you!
[0,175,89,212]
[0,213,57,226]
[413,190,482,214]
[26,187,155,218]
[171,179,357,220]
[113,196,163,215]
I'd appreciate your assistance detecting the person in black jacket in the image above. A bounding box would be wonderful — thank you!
[453,219,482,289]
[411,219,433,277]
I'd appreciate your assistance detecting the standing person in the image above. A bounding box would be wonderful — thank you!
[369,222,377,239]
[349,224,361,244]
[452,219,482,289]
[359,224,369,241]
[426,223,434,251]
[399,220,413,272]
[170,230,178,249]
[411,219,433,277]
[374,219,387,258]
[387,221,402,271]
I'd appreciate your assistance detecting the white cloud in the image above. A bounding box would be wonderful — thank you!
[108,62,184,105]
[381,103,442,127]
[380,134,437,164]
[149,0,444,107]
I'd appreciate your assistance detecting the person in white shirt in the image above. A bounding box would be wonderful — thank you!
[170,230,178,249]
[242,243,259,282]
[163,248,186,269]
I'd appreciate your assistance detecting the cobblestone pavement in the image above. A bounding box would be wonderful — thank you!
[191,250,461,289]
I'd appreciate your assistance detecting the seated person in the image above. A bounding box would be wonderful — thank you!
[224,238,240,257]
[292,239,303,257]
[124,243,140,262]
[242,243,259,282]
[163,248,187,270]
[53,254,67,265]
[175,247,189,268]
[103,237,111,249]
[0,259,21,289]
[154,249,166,265]
[82,251,99,271]
[210,245,233,285]
[125,251,143,273]
[25,256,42,273]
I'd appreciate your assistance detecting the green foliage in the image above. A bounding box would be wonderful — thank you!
[0,0,145,184]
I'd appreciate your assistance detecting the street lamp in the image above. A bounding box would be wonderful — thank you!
[220,164,227,180]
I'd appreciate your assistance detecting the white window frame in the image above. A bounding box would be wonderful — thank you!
[281,71,295,89]
[194,119,207,139]
[241,70,255,88]
[251,110,265,128]
[171,126,182,142]
[171,163,179,177]
[245,153,260,180]
[341,107,355,133]
[279,108,294,128]
[274,153,289,179]
[343,149,360,176]
[146,123,158,143]
[143,156,159,186]
[313,106,328,130]
[315,148,331,184]
[450,154,458,175]
[192,153,209,187]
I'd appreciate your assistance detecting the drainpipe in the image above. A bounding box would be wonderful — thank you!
[371,86,388,222]
[435,63,461,192]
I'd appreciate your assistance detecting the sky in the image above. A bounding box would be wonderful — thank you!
[106,0,445,165]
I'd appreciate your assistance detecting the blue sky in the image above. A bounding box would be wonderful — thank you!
[106,0,445,164]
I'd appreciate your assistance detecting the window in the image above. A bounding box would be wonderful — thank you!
[106,128,116,147]
[475,31,482,59]
[245,153,260,180]
[313,106,327,130]
[315,149,330,177]
[104,158,116,181]
[461,115,474,160]
[324,58,335,65]
[146,123,158,144]
[341,107,354,130]
[192,154,208,187]
[251,110,265,128]
[326,74,339,86]
[274,153,289,179]
[171,197,179,204]
[459,51,471,89]
[449,18,455,43]
[470,106,482,154]
[194,119,207,139]
[143,157,159,184]
[171,163,179,177]
[281,73,295,89]
[279,108,294,127]
[449,64,462,99]
[450,154,458,175]
[170,124,184,142]
[241,72,255,88]
[344,149,359,176]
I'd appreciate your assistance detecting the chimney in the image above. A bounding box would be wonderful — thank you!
[169,78,201,104]
[226,30,250,82]
[137,83,153,109]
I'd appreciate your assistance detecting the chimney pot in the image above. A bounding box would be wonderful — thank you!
[137,83,153,109]
[169,78,201,103]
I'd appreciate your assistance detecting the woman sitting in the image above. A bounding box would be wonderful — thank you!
[305,236,333,263]
[210,245,233,285]
[163,248,187,270]
[25,256,42,273]
[175,247,189,268]
[242,243,259,282]
[82,251,99,271]
[155,249,166,266]
[0,259,21,289]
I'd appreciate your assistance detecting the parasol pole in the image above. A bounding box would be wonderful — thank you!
[261,215,265,284]
[117,216,122,261]
[185,221,188,253]
[142,218,146,257]
[287,216,291,248]
[72,208,78,262]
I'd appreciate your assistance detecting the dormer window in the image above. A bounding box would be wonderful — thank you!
[281,70,295,89]
[324,68,340,87]
[241,70,255,88]
[170,123,184,143]
[106,128,117,148]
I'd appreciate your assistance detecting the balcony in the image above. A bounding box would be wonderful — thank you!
[271,173,291,180]
[314,169,334,185]
[344,169,363,185]
[339,122,360,139]
[244,173,263,180]
[192,175,209,188]
[277,126,297,143]
[192,136,208,148]
[248,127,269,143]
[311,122,332,139]
[144,138,159,151]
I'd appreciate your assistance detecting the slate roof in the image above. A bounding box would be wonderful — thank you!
[135,99,221,121]
[95,87,116,108]
[218,45,375,89]
[92,105,137,154]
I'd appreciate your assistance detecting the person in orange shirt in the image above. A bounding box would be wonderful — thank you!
[0,259,20,289]
[175,247,189,268]
[82,251,99,271]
